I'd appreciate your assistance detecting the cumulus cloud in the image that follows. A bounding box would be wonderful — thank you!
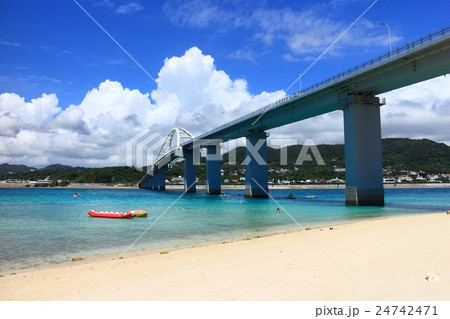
[1,46,448,167]
[0,112,22,137]
[151,47,285,134]
[0,93,60,127]
[0,47,284,167]
[50,105,90,135]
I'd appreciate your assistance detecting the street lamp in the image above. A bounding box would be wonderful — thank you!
[380,22,392,52]
[298,72,302,93]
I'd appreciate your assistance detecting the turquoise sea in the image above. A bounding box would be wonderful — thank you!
[0,187,449,271]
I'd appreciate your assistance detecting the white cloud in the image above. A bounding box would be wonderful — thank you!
[1,40,21,47]
[269,111,345,146]
[50,105,90,135]
[95,0,144,14]
[164,0,229,28]
[164,1,397,59]
[95,0,115,9]
[380,76,450,144]
[1,47,448,167]
[0,112,21,137]
[105,58,128,65]
[116,2,143,14]
[0,92,60,127]
[0,47,284,167]
[151,47,285,135]
[268,76,450,146]
[228,48,255,62]
[251,7,342,54]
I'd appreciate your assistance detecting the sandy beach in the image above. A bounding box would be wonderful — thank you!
[1,212,449,301]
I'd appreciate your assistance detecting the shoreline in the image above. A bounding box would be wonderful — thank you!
[1,182,450,189]
[0,218,355,277]
[1,212,449,300]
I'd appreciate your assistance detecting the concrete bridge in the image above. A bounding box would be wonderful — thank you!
[139,26,450,205]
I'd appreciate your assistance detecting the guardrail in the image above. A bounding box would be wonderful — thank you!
[214,25,449,131]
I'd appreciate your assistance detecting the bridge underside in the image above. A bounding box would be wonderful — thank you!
[138,30,450,205]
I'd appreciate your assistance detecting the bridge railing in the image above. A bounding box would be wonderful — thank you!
[214,25,449,131]
[307,25,449,94]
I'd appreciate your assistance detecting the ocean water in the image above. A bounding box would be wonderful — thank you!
[0,187,449,271]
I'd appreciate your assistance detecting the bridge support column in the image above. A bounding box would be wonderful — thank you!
[148,176,155,190]
[183,148,196,193]
[206,145,222,194]
[157,166,168,190]
[343,93,384,206]
[152,171,159,190]
[244,130,269,198]
[139,174,153,189]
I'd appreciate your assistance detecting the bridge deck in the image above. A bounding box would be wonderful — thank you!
[190,26,450,144]
[140,26,450,202]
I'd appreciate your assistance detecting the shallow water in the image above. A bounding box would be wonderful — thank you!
[0,187,449,270]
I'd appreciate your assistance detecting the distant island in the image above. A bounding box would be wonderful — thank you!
[1,138,449,187]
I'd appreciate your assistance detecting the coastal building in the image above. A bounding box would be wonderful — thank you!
[171,176,184,184]
[397,176,413,182]
[327,177,345,184]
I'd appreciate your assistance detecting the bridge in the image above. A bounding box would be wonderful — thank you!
[138,127,194,190]
[139,26,450,205]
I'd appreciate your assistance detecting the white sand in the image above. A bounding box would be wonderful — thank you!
[1,213,449,300]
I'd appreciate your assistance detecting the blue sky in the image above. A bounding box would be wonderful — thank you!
[0,0,449,167]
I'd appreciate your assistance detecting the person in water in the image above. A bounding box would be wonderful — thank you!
[276,208,281,213]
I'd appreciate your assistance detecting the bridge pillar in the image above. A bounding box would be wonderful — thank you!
[139,174,153,189]
[244,130,269,198]
[206,145,222,194]
[343,93,384,206]
[183,148,196,193]
[157,166,168,190]
[152,171,159,190]
[149,175,155,190]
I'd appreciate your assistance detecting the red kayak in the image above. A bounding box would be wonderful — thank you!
[88,210,133,218]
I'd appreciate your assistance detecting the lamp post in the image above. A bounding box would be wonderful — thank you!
[298,71,302,94]
[380,22,392,52]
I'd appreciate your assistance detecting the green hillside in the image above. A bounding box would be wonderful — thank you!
[3,166,144,185]
[167,138,449,183]
[0,163,36,174]
[2,138,449,185]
